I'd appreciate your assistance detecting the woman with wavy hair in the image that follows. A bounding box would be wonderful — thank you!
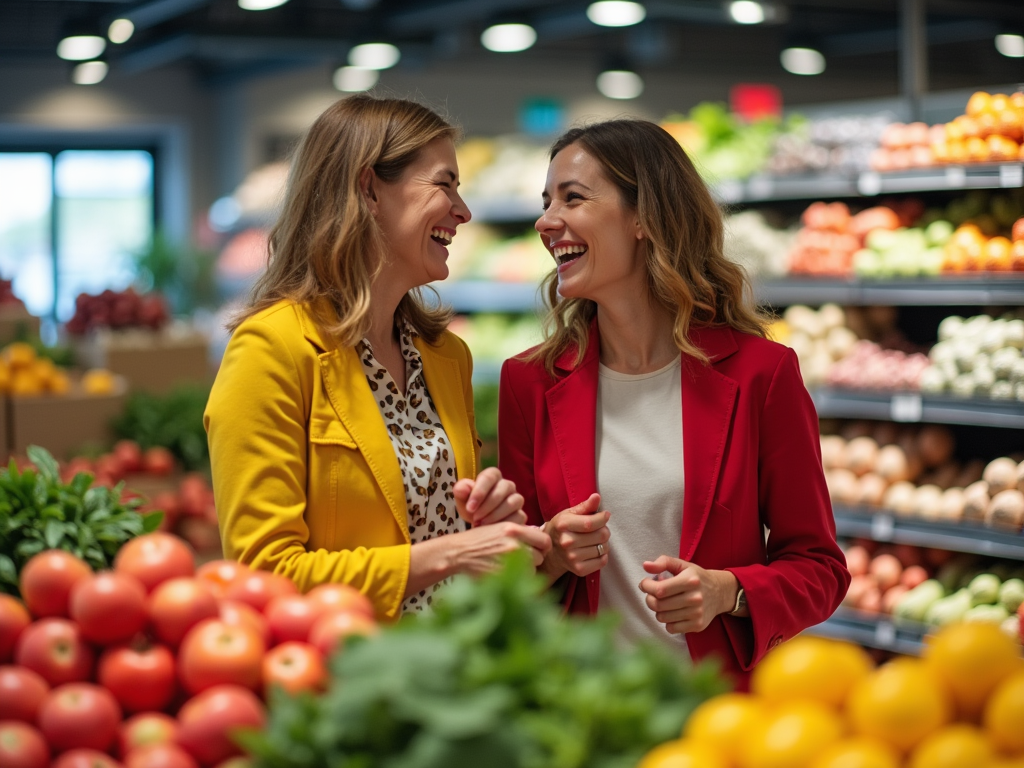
[498,119,848,687]
[205,94,549,622]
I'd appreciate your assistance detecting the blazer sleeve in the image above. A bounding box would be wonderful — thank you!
[724,348,850,668]
[456,335,482,476]
[204,318,411,621]
[497,360,542,527]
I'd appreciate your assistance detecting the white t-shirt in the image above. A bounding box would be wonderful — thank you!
[596,356,688,656]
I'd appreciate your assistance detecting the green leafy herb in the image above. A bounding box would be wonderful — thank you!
[243,552,727,768]
[0,445,163,595]
[113,384,212,472]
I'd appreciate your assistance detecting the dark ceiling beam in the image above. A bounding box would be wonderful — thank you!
[824,19,999,57]
[116,32,350,73]
[387,0,574,35]
[118,0,211,31]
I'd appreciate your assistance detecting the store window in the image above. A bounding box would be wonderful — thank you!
[0,148,155,321]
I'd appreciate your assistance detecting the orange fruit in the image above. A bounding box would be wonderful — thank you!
[684,693,766,763]
[984,671,1024,754]
[967,136,990,162]
[82,368,116,396]
[4,341,36,368]
[967,92,992,116]
[738,701,844,768]
[946,121,966,141]
[984,236,1014,271]
[990,94,1011,113]
[978,111,999,139]
[947,139,970,164]
[989,135,1021,161]
[958,115,982,139]
[637,738,728,768]
[943,243,970,273]
[1011,92,1024,110]
[997,109,1023,142]
[931,142,951,164]
[1011,239,1024,271]
[908,724,995,768]
[8,369,43,396]
[811,738,901,768]
[923,622,1023,723]
[847,658,951,753]
[752,637,872,709]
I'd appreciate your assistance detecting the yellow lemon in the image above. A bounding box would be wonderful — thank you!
[637,738,728,768]
[3,341,36,368]
[752,636,872,709]
[811,737,901,768]
[984,671,1024,754]
[82,368,116,396]
[684,693,766,763]
[908,724,995,768]
[847,658,951,754]
[739,700,844,768]
[923,622,1023,722]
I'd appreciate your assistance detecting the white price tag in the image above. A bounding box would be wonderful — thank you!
[858,172,882,196]
[945,166,967,187]
[874,620,896,647]
[871,513,895,541]
[748,177,773,199]
[999,164,1023,188]
[890,393,922,422]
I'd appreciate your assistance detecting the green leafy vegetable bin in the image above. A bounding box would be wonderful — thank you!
[242,552,727,768]
[0,445,163,595]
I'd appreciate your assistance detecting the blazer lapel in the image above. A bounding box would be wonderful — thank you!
[545,337,600,509]
[416,339,475,483]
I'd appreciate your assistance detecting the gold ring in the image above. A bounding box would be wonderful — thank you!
[596,543,605,557]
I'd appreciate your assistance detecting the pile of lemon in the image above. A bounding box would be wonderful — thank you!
[0,342,116,397]
[640,622,1024,768]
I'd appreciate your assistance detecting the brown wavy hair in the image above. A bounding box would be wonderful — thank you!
[229,94,457,345]
[530,119,767,374]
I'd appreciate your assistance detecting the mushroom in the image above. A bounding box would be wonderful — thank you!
[858,473,889,507]
[983,457,1019,495]
[986,490,1024,532]
[819,435,847,470]
[847,436,880,477]
[826,469,860,505]
[913,484,945,521]
[876,444,911,483]
[883,481,917,516]
[819,303,847,332]
[963,480,991,522]
[1018,460,1024,494]
[940,487,967,522]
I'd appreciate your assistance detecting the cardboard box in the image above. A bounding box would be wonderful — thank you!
[74,329,211,394]
[0,305,41,345]
[7,375,128,460]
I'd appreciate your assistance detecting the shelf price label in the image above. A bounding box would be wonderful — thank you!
[871,513,895,541]
[857,172,882,196]
[890,393,922,422]
[874,620,897,648]
[945,166,967,188]
[1000,164,1024,189]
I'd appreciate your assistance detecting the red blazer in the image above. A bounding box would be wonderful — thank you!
[498,323,850,689]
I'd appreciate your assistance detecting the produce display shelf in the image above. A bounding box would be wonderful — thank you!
[756,276,1024,307]
[833,505,1024,559]
[806,608,928,656]
[431,280,542,313]
[462,197,542,224]
[811,388,1024,429]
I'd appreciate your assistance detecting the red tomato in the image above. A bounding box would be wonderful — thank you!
[177,620,264,695]
[19,550,92,618]
[178,475,211,519]
[262,642,326,696]
[217,601,269,646]
[195,561,250,600]
[98,644,176,713]
[0,594,31,662]
[38,682,122,753]
[119,713,179,758]
[175,685,265,767]
[94,454,125,482]
[148,578,219,648]
[264,595,322,645]
[125,744,199,768]
[305,583,375,620]
[115,534,195,593]
[308,611,378,657]
[0,665,49,722]
[0,720,49,768]
[52,749,123,768]
[223,571,297,612]
[148,492,182,532]
[143,448,176,476]
[113,440,143,474]
[69,571,148,646]
[211,759,250,768]
[14,618,94,685]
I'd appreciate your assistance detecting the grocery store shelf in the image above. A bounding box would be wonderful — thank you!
[811,388,1024,429]
[806,608,928,656]
[834,505,1024,559]
[431,281,542,313]
[462,197,541,224]
[756,276,1024,307]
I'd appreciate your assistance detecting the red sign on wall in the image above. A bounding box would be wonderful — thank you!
[730,84,783,121]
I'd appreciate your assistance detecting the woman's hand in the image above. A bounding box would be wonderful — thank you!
[637,555,740,635]
[454,468,525,527]
[539,493,610,583]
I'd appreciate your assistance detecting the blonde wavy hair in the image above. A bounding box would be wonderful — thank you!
[229,94,457,345]
[530,119,768,375]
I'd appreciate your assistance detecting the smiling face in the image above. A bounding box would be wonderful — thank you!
[371,137,470,290]
[536,142,646,303]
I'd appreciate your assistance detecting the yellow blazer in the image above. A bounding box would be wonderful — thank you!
[203,300,481,622]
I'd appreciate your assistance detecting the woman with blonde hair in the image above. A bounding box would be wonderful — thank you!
[498,119,848,687]
[206,94,549,621]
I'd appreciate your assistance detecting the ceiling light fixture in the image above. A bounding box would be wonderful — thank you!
[586,1,646,28]
[728,1,765,24]
[108,19,134,44]
[333,66,380,92]
[57,35,106,61]
[72,60,109,85]
[481,23,537,53]
[597,69,644,99]
[995,34,1024,58]
[238,0,289,10]
[780,46,825,75]
[348,42,400,69]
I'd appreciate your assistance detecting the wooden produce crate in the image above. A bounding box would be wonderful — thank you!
[74,327,211,395]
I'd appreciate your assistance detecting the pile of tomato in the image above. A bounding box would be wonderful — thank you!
[0,533,379,768]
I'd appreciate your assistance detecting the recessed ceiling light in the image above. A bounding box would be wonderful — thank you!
[347,43,400,70]
[108,19,134,44]
[597,70,644,99]
[781,47,825,75]
[587,1,646,28]
[333,66,380,92]
[57,35,106,61]
[72,60,108,85]
[728,1,765,24]
[481,23,537,53]
[238,0,289,10]
[995,34,1024,58]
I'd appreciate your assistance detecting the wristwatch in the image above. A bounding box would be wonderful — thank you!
[729,587,747,616]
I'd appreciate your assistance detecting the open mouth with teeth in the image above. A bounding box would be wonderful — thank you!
[430,228,454,247]
[553,244,588,267]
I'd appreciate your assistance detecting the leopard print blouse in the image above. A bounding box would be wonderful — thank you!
[357,323,469,614]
